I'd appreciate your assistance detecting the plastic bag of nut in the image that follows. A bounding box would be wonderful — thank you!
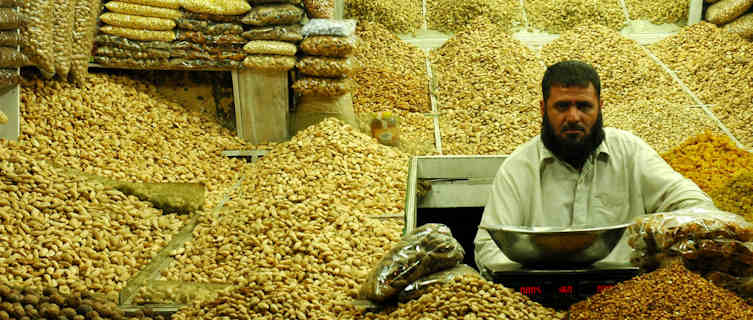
[705,0,753,25]
[358,223,465,303]
[101,25,176,42]
[105,1,183,20]
[302,19,357,37]
[181,0,251,16]
[243,40,297,56]
[70,0,103,83]
[0,47,28,67]
[296,56,357,78]
[0,8,20,30]
[705,271,753,302]
[0,0,21,7]
[20,0,55,75]
[241,4,305,26]
[118,0,180,9]
[300,35,358,57]
[396,264,480,302]
[93,55,168,68]
[52,0,74,79]
[0,68,18,86]
[627,208,753,253]
[242,24,303,42]
[176,19,244,35]
[95,34,172,51]
[248,0,302,4]
[303,0,334,19]
[242,54,296,72]
[95,45,171,59]
[0,30,19,46]
[176,30,246,45]
[723,12,753,39]
[100,12,176,31]
[292,76,353,97]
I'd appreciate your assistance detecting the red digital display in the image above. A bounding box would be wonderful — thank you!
[519,286,542,296]
[596,284,614,293]
[558,285,573,294]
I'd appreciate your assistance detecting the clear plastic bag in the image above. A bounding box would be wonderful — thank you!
[241,54,296,72]
[300,35,357,57]
[104,1,183,20]
[243,40,297,56]
[0,30,19,46]
[100,12,176,31]
[627,208,753,253]
[296,56,355,78]
[71,0,103,83]
[240,4,304,26]
[0,68,19,86]
[95,34,172,51]
[176,19,243,35]
[723,12,753,39]
[181,0,250,16]
[92,55,168,68]
[183,11,243,23]
[169,48,211,60]
[94,45,170,59]
[357,223,465,303]
[293,76,353,97]
[397,264,480,302]
[0,0,21,8]
[100,25,176,41]
[705,0,753,24]
[20,0,55,74]
[302,19,356,37]
[0,8,20,30]
[705,271,753,301]
[677,239,753,275]
[52,0,74,79]
[369,111,400,147]
[117,0,180,9]
[0,46,28,67]
[175,30,245,45]
[241,24,303,42]
[303,0,334,19]
[167,58,240,70]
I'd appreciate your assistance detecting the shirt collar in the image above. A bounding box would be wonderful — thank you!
[537,134,611,163]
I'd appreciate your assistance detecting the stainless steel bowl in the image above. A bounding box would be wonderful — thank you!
[479,223,633,268]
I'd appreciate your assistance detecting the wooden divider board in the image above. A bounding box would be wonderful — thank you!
[233,70,290,144]
[0,84,20,141]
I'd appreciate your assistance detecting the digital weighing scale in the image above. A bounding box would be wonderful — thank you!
[404,156,641,309]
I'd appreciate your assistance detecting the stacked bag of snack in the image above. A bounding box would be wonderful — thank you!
[240,1,306,72]
[0,0,22,86]
[628,208,753,302]
[705,0,753,40]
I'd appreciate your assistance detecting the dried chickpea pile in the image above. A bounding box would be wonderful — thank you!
[344,0,422,34]
[426,0,523,34]
[540,25,719,154]
[569,264,753,319]
[0,142,185,301]
[356,275,565,319]
[711,169,753,221]
[19,72,252,207]
[649,22,753,147]
[166,119,413,318]
[661,132,753,193]
[525,0,626,33]
[352,21,435,155]
[431,17,543,155]
[624,0,689,25]
[0,284,164,320]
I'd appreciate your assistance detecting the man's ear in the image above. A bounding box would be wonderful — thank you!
[599,98,604,111]
[540,100,546,117]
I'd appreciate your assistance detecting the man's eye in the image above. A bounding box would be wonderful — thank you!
[555,102,569,110]
[577,102,592,110]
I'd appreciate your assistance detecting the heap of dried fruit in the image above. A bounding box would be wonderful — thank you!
[711,169,753,221]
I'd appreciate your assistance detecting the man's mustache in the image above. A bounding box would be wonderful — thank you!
[561,123,585,132]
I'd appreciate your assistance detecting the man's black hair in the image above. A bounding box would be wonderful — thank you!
[542,60,601,103]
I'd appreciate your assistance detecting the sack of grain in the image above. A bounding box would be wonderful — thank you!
[117,0,179,9]
[300,35,357,57]
[0,30,19,46]
[706,0,753,25]
[71,0,103,83]
[176,19,243,35]
[242,54,296,72]
[243,40,297,56]
[0,47,28,67]
[0,68,18,86]
[303,0,334,19]
[242,24,303,42]
[302,19,356,37]
[292,76,353,97]
[296,56,356,78]
[52,0,74,79]
[241,4,304,26]
[181,0,251,16]
[723,12,753,39]
[100,12,176,31]
[20,0,55,74]
[105,1,183,20]
[0,7,20,30]
[95,45,171,59]
[100,25,176,41]
[0,0,21,7]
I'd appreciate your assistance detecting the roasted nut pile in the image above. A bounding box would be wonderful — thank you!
[711,169,753,221]
[163,119,414,317]
[344,0,422,34]
[18,72,252,207]
[0,142,185,301]
[649,22,753,148]
[624,0,689,24]
[430,17,543,155]
[661,132,753,193]
[525,0,626,33]
[569,264,753,319]
[540,25,720,154]
[355,275,566,319]
[426,0,523,34]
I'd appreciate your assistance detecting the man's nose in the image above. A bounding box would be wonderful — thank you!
[564,105,580,122]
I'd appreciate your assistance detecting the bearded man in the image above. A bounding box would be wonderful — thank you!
[473,60,714,275]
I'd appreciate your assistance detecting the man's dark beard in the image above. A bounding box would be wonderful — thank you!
[541,112,605,170]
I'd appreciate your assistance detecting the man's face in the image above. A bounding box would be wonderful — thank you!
[541,84,602,148]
